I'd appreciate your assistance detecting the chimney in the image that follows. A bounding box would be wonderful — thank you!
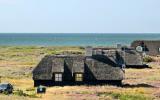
[85,46,93,56]
[117,44,122,50]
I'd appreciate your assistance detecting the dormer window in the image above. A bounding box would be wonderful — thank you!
[55,73,62,82]
[75,73,83,81]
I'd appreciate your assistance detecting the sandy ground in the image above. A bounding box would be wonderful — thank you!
[1,61,159,100]
[0,47,160,100]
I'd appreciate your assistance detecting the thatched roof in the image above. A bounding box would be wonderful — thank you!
[131,40,160,56]
[52,57,64,73]
[73,57,84,73]
[32,55,53,80]
[33,55,86,80]
[33,48,144,81]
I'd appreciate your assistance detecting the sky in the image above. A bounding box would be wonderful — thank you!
[0,0,160,33]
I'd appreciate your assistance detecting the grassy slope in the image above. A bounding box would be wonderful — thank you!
[0,46,160,100]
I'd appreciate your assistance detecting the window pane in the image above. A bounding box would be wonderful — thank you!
[55,74,62,81]
[79,78,82,81]
[76,74,79,77]
[55,77,62,81]
[55,77,59,81]
[76,74,82,77]
[78,74,82,77]
[59,78,62,81]
[55,74,59,77]
[76,77,82,81]
[75,78,78,81]
[58,74,62,77]
[75,74,83,81]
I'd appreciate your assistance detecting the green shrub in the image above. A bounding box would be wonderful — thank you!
[26,87,35,91]
[14,90,27,96]
[143,56,154,62]
[119,94,149,100]
[2,91,10,95]
[97,92,151,100]
[28,93,38,98]
[0,58,3,60]
[14,89,39,98]
[79,46,85,50]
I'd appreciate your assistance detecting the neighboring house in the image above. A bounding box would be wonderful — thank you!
[131,40,160,56]
[33,46,144,86]
[91,47,144,67]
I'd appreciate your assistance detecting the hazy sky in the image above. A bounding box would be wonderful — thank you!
[0,0,160,33]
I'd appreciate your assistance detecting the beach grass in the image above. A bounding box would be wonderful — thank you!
[0,46,160,99]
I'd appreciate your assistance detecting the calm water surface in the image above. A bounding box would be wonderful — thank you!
[0,33,160,46]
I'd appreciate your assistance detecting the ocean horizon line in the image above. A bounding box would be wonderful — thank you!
[0,33,160,34]
[0,33,160,46]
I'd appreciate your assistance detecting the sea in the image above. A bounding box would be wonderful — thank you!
[0,33,160,46]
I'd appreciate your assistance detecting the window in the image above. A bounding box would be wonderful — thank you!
[75,73,83,81]
[136,46,143,52]
[55,73,62,82]
[158,48,160,52]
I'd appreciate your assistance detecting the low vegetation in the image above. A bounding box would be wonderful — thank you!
[0,46,160,99]
[143,56,154,63]
[97,92,151,100]
[13,89,38,98]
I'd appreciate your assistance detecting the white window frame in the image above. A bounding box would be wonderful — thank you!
[55,73,62,82]
[75,73,83,82]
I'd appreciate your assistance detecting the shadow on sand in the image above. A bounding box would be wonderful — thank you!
[122,83,155,88]
[34,80,156,89]
[126,65,151,69]
[34,80,122,87]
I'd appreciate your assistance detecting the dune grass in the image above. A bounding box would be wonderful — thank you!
[0,46,160,99]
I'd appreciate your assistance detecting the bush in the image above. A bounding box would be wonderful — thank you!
[26,87,35,91]
[143,56,154,63]
[79,46,85,50]
[14,90,27,96]
[119,94,149,100]
[97,92,151,100]
[2,91,10,95]
[28,93,39,98]
[14,89,38,98]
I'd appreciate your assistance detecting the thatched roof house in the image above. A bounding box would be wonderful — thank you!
[131,40,160,56]
[33,46,145,86]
